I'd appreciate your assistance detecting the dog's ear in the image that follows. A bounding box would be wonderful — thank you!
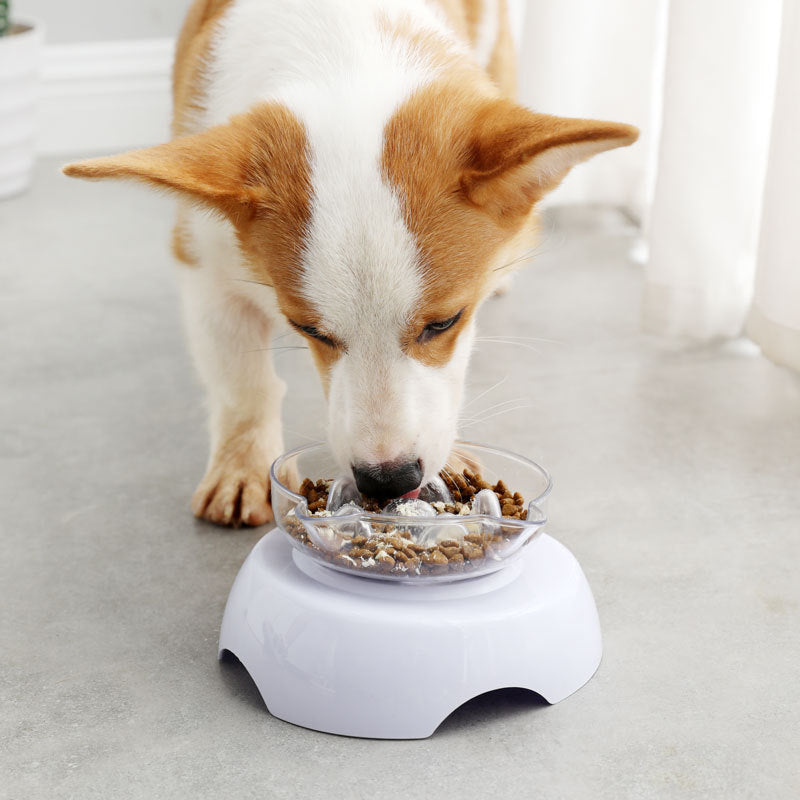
[63,104,308,223]
[462,100,638,219]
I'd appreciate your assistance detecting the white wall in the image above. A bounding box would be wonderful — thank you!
[15,0,189,43]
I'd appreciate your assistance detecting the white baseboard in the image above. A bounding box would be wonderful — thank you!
[37,38,174,155]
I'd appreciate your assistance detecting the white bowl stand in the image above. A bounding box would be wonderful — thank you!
[219,531,602,739]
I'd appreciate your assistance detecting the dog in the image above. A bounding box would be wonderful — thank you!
[64,0,637,527]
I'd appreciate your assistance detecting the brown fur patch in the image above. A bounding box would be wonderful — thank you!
[461,103,638,217]
[486,0,516,97]
[217,111,319,344]
[172,0,235,138]
[169,0,235,267]
[171,205,197,265]
[382,80,516,368]
[64,102,320,348]
[461,0,483,42]
[428,0,481,44]
[63,105,303,221]
[383,82,638,367]
[303,342,342,395]
[428,0,516,97]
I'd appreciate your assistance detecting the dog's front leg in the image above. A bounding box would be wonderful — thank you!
[179,268,285,527]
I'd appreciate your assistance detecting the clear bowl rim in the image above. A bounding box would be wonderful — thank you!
[269,439,553,526]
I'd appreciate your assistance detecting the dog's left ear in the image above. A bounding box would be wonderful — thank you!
[462,100,638,219]
[63,103,308,224]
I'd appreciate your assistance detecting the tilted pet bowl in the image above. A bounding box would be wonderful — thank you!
[218,442,602,739]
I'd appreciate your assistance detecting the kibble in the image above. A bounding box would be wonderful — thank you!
[438,539,459,548]
[462,543,484,560]
[288,466,532,578]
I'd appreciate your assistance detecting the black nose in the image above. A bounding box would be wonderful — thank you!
[351,459,423,499]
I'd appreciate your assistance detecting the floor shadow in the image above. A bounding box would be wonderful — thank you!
[434,687,549,737]
[218,650,268,712]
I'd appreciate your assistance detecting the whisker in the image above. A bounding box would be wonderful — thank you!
[477,335,567,347]
[461,396,528,422]
[442,461,463,479]
[459,404,533,430]
[440,464,463,501]
[272,330,299,342]
[492,251,536,273]
[463,374,509,410]
[241,345,309,354]
[474,338,543,355]
[492,220,566,273]
[283,427,320,444]
[232,278,275,289]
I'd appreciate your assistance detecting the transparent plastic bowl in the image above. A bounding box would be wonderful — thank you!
[270,441,552,583]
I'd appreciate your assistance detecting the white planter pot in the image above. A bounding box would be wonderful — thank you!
[0,20,44,199]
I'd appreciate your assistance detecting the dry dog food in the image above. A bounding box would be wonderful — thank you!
[283,468,532,578]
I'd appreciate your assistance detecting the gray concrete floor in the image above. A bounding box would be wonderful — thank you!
[2,157,799,800]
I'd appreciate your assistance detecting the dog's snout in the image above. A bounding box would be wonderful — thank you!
[351,458,423,499]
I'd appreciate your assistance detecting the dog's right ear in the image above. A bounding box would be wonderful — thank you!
[461,100,638,221]
[63,103,309,224]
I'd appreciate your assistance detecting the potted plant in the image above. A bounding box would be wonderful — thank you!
[0,1,44,199]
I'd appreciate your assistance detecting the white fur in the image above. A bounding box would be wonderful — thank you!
[179,0,500,500]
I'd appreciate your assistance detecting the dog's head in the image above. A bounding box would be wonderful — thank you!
[65,85,636,498]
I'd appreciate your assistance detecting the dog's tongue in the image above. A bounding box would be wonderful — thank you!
[401,488,421,500]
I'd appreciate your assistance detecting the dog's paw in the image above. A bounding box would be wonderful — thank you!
[191,438,276,527]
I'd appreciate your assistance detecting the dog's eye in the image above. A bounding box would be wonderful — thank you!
[418,309,464,343]
[291,321,336,347]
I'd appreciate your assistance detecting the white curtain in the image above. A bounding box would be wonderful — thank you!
[514,0,800,373]
[746,0,800,371]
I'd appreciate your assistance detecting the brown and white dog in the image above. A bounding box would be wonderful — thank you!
[65,0,637,527]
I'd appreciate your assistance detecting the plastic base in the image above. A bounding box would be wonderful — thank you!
[218,531,602,739]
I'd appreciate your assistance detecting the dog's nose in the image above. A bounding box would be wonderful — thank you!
[351,459,423,499]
